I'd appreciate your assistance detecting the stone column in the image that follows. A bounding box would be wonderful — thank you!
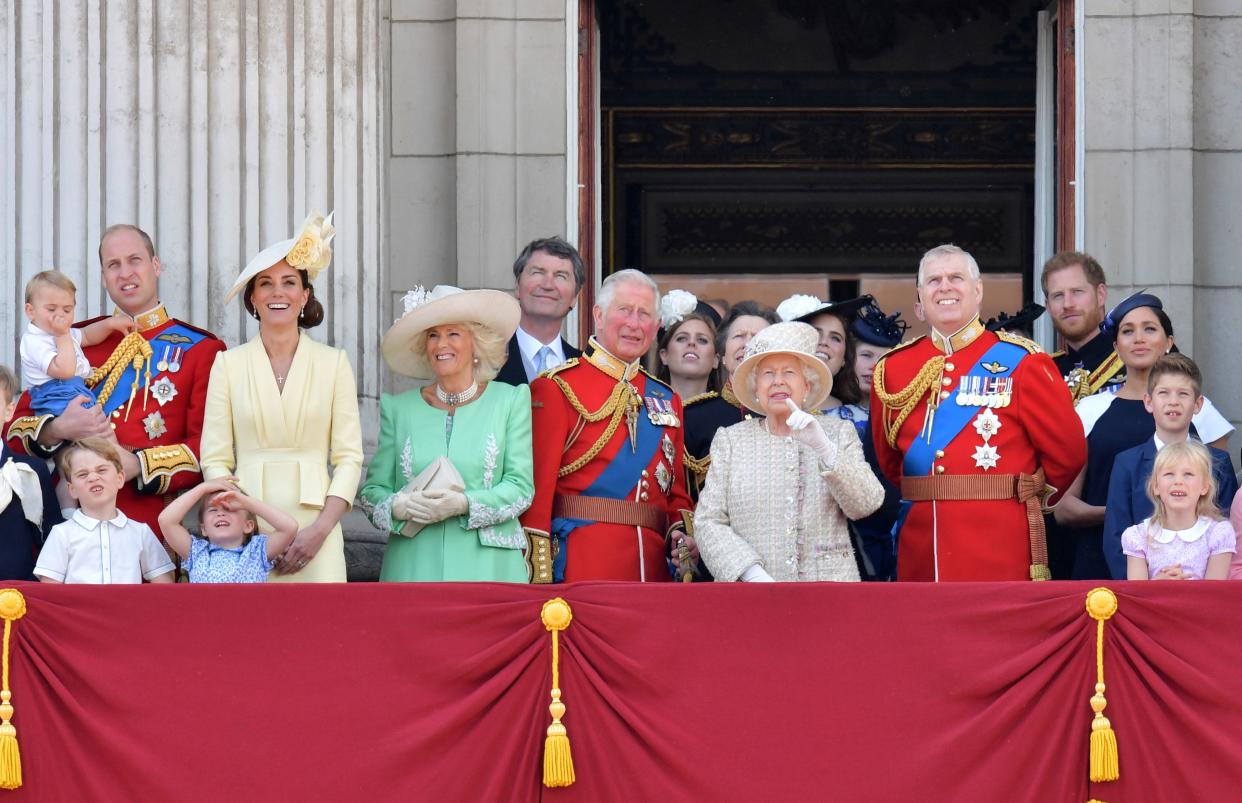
[388,1,570,392]
[1191,2,1242,433]
[0,1,385,434]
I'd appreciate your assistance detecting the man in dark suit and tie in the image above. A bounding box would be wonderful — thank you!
[496,237,584,384]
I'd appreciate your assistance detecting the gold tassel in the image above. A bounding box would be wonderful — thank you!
[541,598,575,787]
[1085,588,1119,783]
[0,589,28,790]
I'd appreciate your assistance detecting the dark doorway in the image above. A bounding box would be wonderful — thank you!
[596,0,1050,322]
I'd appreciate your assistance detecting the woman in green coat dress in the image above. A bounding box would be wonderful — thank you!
[361,285,534,582]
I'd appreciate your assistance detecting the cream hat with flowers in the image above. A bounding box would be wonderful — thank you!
[381,285,521,379]
[225,212,336,303]
[731,321,833,415]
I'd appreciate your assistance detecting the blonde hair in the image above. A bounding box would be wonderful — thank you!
[409,320,509,382]
[56,437,124,477]
[1145,440,1222,535]
[25,270,77,304]
[0,365,18,404]
[198,491,259,545]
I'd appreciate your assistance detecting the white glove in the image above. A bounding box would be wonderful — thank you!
[392,491,418,522]
[784,398,837,465]
[740,564,776,583]
[402,488,470,524]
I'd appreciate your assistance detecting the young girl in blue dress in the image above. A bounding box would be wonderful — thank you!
[157,477,298,583]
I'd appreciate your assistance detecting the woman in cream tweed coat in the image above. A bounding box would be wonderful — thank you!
[693,322,883,582]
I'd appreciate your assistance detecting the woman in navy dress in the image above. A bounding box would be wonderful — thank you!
[1052,293,1234,578]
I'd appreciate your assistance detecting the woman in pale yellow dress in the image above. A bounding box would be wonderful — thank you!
[200,213,363,582]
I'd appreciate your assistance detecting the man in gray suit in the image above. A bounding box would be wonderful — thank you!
[496,237,584,384]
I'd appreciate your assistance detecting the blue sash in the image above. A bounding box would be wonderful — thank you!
[892,340,1029,546]
[98,323,209,416]
[551,379,670,581]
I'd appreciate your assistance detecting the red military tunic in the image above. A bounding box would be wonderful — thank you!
[869,317,1085,581]
[522,339,693,582]
[5,305,225,541]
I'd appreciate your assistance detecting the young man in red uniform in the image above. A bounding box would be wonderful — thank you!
[522,269,693,583]
[6,225,225,540]
[870,244,1085,581]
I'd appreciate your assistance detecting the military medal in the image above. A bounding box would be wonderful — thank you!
[156,345,170,373]
[972,443,1000,470]
[662,434,675,466]
[971,407,1002,470]
[142,410,167,440]
[151,375,178,407]
[646,397,663,425]
[168,346,183,373]
[655,460,673,494]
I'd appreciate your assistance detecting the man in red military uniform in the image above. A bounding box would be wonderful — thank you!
[522,269,693,583]
[870,244,1085,581]
[5,224,225,540]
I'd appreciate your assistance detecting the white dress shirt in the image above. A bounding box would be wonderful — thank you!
[35,509,174,583]
[20,323,90,387]
[514,325,567,380]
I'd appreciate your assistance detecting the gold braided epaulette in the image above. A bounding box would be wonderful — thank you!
[538,358,579,380]
[872,339,944,449]
[682,391,719,407]
[996,330,1043,354]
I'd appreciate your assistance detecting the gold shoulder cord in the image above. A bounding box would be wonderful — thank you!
[551,375,641,477]
[872,354,945,448]
[87,332,154,414]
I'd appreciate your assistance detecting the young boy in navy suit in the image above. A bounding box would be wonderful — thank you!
[0,365,62,579]
[1103,354,1238,579]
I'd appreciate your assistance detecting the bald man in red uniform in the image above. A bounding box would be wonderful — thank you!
[870,245,1084,581]
[6,225,224,541]
[522,270,693,583]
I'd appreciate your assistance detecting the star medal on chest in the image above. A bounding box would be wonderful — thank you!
[971,407,1002,470]
[661,433,675,466]
[142,410,168,440]
[655,460,673,495]
[151,375,179,407]
[972,443,1000,470]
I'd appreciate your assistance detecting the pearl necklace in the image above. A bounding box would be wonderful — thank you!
[436,381,478,407]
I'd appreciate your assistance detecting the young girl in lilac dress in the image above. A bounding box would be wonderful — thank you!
[1122,440,1235,580]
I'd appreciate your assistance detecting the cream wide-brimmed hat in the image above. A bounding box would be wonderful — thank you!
[381,285,521,379]
[224,212,336,303]
[731,321,833,415]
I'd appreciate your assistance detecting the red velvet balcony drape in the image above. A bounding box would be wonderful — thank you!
[3,581,1240,802]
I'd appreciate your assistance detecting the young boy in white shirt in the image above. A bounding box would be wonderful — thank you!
[34,438,174,584]
[21,270,133,416]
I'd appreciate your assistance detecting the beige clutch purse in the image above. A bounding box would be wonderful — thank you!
[398,456,465,537]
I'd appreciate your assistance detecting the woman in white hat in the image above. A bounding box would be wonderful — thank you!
[200,213,364,582]
[359,285,534,582]
[692,321,884,582]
